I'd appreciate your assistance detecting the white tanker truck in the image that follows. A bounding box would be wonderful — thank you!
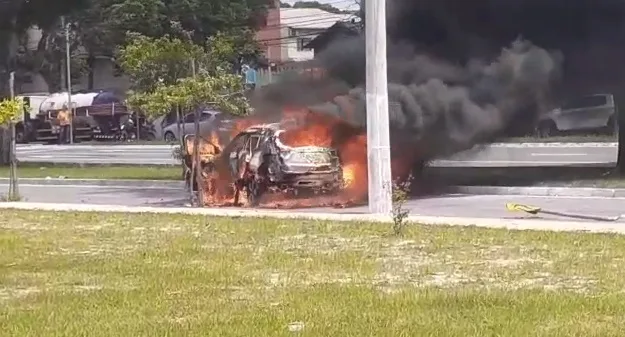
[14,90,130,143]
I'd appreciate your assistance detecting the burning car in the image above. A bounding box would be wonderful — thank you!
[183,122,343,206]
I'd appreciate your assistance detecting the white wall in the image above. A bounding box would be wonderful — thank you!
[284,28,322,62]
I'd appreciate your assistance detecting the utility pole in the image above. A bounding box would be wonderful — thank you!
[365,0,393,214]
[62,16,73,144]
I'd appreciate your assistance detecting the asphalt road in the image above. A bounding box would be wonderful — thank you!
[15,143,619,167]
[3,183,623,221]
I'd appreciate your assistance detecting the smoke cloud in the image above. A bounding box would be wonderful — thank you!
[251,0,625,161]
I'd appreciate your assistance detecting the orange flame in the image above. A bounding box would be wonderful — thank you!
[193,106,418,209]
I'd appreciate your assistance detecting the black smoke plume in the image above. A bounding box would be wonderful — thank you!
[251,0,625,161]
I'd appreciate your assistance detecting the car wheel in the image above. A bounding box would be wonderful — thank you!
[537,121,556,138]
[246,178,264,207]
[15,128,26,144]
[164,131,176,142]
[143,131,156,141]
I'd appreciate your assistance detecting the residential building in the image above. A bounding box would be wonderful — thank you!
[256,7,357,64]
[304,21,361,57]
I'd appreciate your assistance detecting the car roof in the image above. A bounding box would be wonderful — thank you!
[243,123,282,133]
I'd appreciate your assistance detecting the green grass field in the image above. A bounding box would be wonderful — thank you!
[0,164,181,180]
[2,210,625,336]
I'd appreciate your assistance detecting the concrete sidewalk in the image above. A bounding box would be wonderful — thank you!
[0,201,624,234]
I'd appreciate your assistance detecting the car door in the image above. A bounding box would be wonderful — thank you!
[180,113,195,137]
[246,133,264,171]
[226,133,250,178]
[198,111,219,134]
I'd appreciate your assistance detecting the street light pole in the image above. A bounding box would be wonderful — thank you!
[365,0,393,214]
[62,16,73,144]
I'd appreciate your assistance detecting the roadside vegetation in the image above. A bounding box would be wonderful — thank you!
[2,210,625,336]
[0,164,180,180]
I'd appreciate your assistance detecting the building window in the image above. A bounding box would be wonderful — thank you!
[297,37,312,51]
[288,28,297,37]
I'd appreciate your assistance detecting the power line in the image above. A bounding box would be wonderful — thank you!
[259,0,358,25]
[279,0,354,11]
[257,19,358,42]
[261,11,358,30]
[263,14,357,30]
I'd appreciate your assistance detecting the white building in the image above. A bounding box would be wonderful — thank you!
[257,8,357,64]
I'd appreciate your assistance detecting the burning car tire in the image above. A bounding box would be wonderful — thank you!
[245,177,266,207]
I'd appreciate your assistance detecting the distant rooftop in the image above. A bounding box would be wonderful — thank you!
[279,8,357,30]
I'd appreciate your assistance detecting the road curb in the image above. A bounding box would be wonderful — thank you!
[0,178,184,188]
[445,185,625,198]
[0,202,623,233]
[3,178,625,198]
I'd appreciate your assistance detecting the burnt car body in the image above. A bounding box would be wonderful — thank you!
[183,123,343,205]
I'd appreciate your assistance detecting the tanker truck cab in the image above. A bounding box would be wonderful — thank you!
[14,94,48,143]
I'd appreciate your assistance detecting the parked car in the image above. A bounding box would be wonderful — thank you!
[182,123,343,206]
[536,93,618,137]
[162,109,223,142]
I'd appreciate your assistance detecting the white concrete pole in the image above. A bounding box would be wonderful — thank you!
[365,0,393,214]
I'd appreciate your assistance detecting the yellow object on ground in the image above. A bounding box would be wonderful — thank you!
[505,202,620,222]
[506,203,541,214]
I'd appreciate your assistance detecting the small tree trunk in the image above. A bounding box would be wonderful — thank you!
[8,121,18,200]
[87,54,95,90]
[7,72,18,200]
[177,106,184,180]
[0,126,9,165]
[193,107,203,206]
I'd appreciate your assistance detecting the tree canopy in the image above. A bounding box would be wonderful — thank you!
[127,73,249,118]
[0,0,273,95]
[120,34,250,118]
[0,98,22,125]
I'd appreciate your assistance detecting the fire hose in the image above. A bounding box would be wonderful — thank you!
[505,203,622,222]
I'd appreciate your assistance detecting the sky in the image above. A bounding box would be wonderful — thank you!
[283,0,360,11]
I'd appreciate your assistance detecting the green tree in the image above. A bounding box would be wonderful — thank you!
[74,0,270,84]
[0,0,87,168]
[118,34,207,93]
[120,33,250,205]
[118,33,255,99]
[127,73,248,205]
[0,97,23,200]
[14,21,89,93]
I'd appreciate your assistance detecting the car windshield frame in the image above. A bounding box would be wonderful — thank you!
[281,147,336,165]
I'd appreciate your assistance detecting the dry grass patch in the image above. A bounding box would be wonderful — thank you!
[2,210,625,336]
